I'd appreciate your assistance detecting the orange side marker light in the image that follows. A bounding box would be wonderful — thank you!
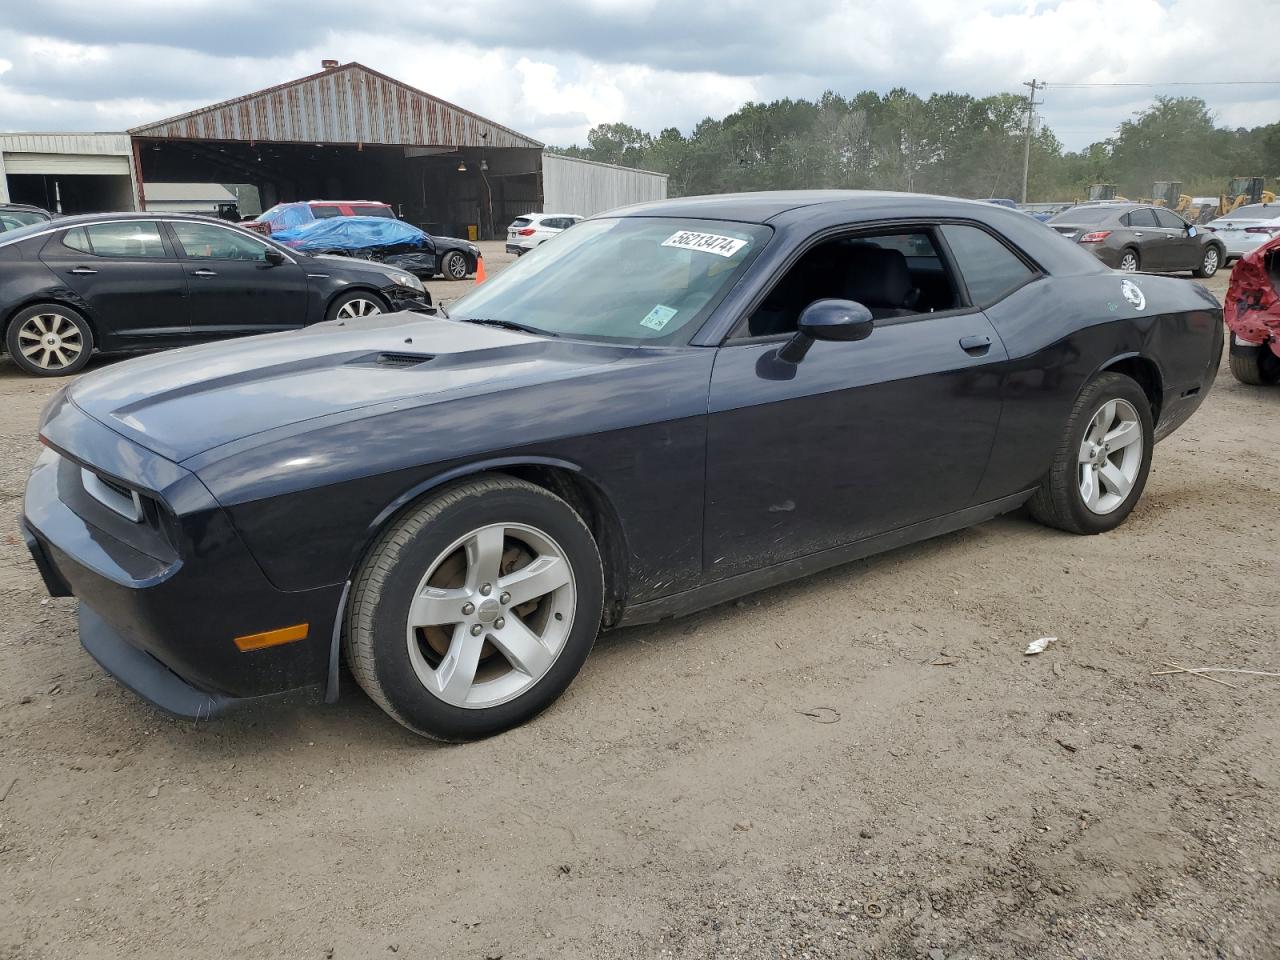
[234,623,309,652]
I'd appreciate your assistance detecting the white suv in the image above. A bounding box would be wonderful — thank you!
[506,213,583,255]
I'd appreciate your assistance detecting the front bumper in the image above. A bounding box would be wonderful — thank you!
[24,406,346,717]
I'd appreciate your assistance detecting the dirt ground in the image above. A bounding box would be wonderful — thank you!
[0,257,1277,960]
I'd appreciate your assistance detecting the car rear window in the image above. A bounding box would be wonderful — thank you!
[0,209,49,232]
[356,206,395,218]
[1049,208,1110,226]
[1222,204,1280,220]
[310,205,345,219]
[510,217,532,228]
[940,224,1036,306]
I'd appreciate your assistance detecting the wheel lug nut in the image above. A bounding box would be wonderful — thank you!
[499,592,510,604]
[462,602,475,616]
[470,624,483,637]
[494,617,505,629]
[480,583,492,596]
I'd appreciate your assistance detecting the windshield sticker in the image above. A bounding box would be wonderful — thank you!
[640,304,679,331]
[662,230,749,258]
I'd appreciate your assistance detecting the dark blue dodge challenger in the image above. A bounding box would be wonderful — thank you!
[22,191,1222,739]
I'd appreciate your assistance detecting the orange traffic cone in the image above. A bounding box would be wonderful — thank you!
[475,255,487,284]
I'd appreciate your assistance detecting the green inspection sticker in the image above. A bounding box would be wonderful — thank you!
[640,304,678,331]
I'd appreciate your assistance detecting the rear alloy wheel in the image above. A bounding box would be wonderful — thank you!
[326,291,388,322]
[1118,249,1140,273]
[5,304,93,377]
[442,250,469,280]
[1193,246,1221,278]
[345,475,604,740]
[1028,372,1154,535]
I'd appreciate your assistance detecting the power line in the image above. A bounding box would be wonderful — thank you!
[1044,80,1280,88]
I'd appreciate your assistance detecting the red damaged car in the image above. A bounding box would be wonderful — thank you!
[1225,234,1280,384]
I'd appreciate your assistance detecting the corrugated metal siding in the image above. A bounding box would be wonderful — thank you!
[541,154,668,217]
[0,133,132,155]
[1,152,131,175]
[129,63,542,150]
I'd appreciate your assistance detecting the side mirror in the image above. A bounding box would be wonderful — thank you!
[777,299,875,363]
[263,248,286,266]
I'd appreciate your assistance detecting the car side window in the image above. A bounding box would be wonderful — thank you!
[1153,208,1186,229]
[938,224,1036,306]
[75,222,169,258]
[310,205,344,219]
[170,222,273,262]
[1127,208,1159,228]
[739,230,959,338]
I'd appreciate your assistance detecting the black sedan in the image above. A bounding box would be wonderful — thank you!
[0,212,430,376]
[1048,202,1225,277]
[22,191,1221,740]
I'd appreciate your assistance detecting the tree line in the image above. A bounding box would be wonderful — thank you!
[552,93,1280,203]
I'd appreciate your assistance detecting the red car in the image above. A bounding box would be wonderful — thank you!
[247,200,395,235]
[1224,233,1280,384]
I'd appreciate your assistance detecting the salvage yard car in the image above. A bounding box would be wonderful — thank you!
[0,212,429,376]
[505,212,583,255]
[0,202,52,233]
[1223,230,1280,385]
[272,215,481,280]
[1203,202,1280,264]
[21,191,1222,740]
[1048,201,1225,277]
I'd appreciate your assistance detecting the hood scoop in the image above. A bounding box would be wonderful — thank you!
[347,351,436,369]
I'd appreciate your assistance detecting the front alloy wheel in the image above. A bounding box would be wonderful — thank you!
[345,475,604,740]
[1194,247,1220,278]
[406,522,576,709]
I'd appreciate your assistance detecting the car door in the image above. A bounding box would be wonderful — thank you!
[1153,207,1198,270]
[165,220,308,336]
[1124,208,1166,269]
[702,222,1022,580]
[37,220,190,345]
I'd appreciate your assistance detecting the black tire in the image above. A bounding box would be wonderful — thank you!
[1117,248,1140,273]
[441,250,469,281]
[1192,245,1223,278]
[1228,341,1280,386]
[5,303,94,377]
[1028,372,1154,535]
[345,475,604,741]
[324,290,389,322]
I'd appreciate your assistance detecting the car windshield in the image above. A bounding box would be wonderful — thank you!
[447,217,770,344]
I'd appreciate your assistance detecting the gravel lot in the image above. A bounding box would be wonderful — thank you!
[1,259,1277,960]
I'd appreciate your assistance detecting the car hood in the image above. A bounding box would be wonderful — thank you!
[67,313,627,463]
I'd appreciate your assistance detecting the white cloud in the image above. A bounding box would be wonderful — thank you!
[0,1,1277,150]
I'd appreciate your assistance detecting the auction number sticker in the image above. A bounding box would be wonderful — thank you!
[662,230,749,258]
[640,304,679,331]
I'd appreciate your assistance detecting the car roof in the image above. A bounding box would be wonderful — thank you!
[0,202,50,213]
[15,211,252,227]
[607,189,1039,225]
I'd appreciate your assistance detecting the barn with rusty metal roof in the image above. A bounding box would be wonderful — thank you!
[0,60,667,238]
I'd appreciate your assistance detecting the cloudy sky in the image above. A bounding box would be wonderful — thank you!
[1,0,1277,151]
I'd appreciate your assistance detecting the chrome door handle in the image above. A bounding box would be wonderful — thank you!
[191,269,218,277]
[68,266,98,275]
[1132,232,1144,237]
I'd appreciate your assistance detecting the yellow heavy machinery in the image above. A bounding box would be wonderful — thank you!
[1190,177,1277,222]
[1146,181,1194,215]
[1086,183,1124,202]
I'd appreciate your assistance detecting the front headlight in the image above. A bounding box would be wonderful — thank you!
[389,271,425,293]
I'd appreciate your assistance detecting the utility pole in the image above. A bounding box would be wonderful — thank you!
[1021,78,1041,204]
